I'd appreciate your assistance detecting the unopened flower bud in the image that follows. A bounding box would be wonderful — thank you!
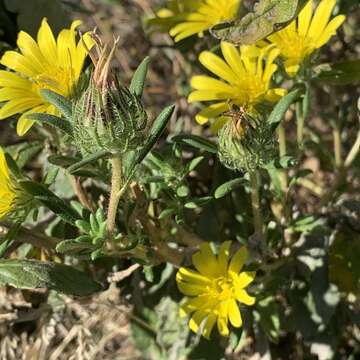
[73,37,147,155]
[218,110,277,172]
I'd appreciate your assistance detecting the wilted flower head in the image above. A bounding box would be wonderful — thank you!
[73,37,147,155]
[167,0,241,42]
[218,109,277,172]
[188,42,286,132]
[176,241,255,339]
[0,18,94,135]
[267,0,345,76]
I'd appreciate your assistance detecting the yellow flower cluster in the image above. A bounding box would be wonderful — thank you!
[159,0,241,42]
[267,0,345,76]
[0,147,16,219]
[176,241,255,339]
[0,18,94,135]
[189,42,286,130]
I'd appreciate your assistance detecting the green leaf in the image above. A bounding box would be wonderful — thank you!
[211,0,309,44]
[268,87,304,128]
[27,113,73,136]
[0,259,102,296]
[40,89,72,121]
[184,196,213,209]
[172,134,218,154]
[126,105,175,177]
[129,56,150,97]
[214,178,247,199]
[19,181,80,225]
[255,296,281,343]
[313,60,360,85]
[56,237,93,254]
[67,150,109,174]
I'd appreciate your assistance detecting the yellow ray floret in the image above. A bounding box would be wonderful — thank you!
[188,42,286,129]
[168,0,241,42]
[0,147,16,219]
[176,241,256,339]
[267,0,346,76]
[0,18,94,136]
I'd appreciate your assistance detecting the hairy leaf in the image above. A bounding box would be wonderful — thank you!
[0,259,102,296]
[211,0,309,44]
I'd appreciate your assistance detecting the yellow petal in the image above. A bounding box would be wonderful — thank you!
[195,102,229,125]
[236,271,256,288]
[189,310,207,334]
[191,75,235,93]
[188,89,230,103]
[228,298,242,328]
[298,0,313,37]
[216,303,230,336]
[177,281,205,296]
[17,31,46,71]
[0,98,42,119]
[202,313,217,339]
[176,267,212,285]
[307,0,336,39]
[0,51,39,77]
[16,105,47,136]
[228,246,248,274]
[220,42,246,78]
[0,147,9,179]
[235,289,256,305]
[315,15,346,48]
[199,51,238,84]
[192,242,219,277]
[37,18,58,65]
[0,71,32,89]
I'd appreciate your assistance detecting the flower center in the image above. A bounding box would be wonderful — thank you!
[209,275,236,301]
[274,30,316,62]
[33,67,76,98]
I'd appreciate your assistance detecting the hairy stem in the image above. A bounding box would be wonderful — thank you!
[250,171,265,243]
[278,124,288,191]
[107,157,123,239]
[333,118,343,168]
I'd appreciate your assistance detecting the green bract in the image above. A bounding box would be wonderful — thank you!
[73,82,147,155]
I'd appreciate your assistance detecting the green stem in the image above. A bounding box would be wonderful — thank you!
[107,157,123,239]
[250,171,265,243]
[333,118,343,168]
[296,101,305,148]
[278,124,288,191]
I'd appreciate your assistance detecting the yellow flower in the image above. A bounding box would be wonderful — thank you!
[0,18,94,136]
[188,42,286,130]
[267,0,346,76]
[0,147,16,219]
[169,0,241,42]
[176,241,256,339]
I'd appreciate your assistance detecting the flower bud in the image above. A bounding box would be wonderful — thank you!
[0,148,32,221]
[218,109,277,172]
[72,38,147,155]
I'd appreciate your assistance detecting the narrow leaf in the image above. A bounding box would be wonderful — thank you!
[172,134,218,154]
[268,87,304,127]
[40,89,72,121]
[127,105,175,177]
[27,113,73,136]
[129,56,150,97]
[67,150,109,174]
[214,178,247,199]
[0,259,102,296]
[19,181,80,225]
